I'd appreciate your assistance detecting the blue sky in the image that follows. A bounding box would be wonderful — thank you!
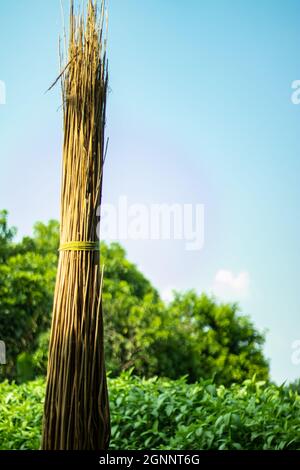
[1,0,300,383]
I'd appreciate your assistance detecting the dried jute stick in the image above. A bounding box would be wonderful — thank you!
[42,0,110,450]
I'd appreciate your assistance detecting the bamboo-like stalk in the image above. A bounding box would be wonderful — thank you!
[42,0,110,450]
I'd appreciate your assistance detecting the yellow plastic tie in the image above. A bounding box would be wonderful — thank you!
[59,241,100,252]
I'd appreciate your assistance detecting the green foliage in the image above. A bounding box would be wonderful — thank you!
[0,214,58,380]
[0,375,300,450]
[101,242,166,376]
[0,379,44,450]
[155,291,269,384]
[0,211,269,385]
[30,332,51,377]
[0,210,16,263]
[101,244,269,385]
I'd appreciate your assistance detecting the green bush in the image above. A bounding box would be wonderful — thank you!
[0,378,44,450]
[0,374,300,450]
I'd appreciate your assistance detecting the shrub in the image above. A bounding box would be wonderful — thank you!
[0,374,300,450]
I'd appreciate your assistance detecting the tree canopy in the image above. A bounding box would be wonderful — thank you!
[0,211,269,384]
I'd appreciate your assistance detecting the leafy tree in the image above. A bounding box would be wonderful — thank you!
[94,245,269,384]
[149,291,269,384]
[0,213,58,380]
[101,242,165,375]
[0,210,16,262]
[0,212,269,385]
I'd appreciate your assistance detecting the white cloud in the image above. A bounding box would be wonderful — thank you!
[212,269,250,300]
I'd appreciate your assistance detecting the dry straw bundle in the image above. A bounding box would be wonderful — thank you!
[42,0,110,450]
